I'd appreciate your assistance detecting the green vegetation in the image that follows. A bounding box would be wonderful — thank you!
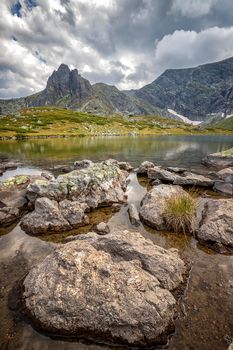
[213,147,233,156]
[164,194,197,234]
[0,107,232,139]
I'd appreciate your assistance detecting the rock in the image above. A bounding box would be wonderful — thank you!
[228,342,233,350]
[213,181,233,196]
[41,171,55,181]
[0,190,27,227]
[148,167,213,188]
[23,230,186,347]
[152,178,161,186]
[21,197,88,234]
[148,166,178,183]
[128,203,140,226]
[93,222,110,235]
[197,198,233,251]
[74,159,93,170]
[139,184,192,231]
[216,167,233,183]
[137,161,155,175]
[166,167,187,173]
[203,151,233,169]
[173,171,214,187]
[26,162,127,209]
[117,161,133,172]
[0,175,30,190]
[0,161,23,175]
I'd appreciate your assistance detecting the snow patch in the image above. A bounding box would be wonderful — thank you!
[167,109,202,125]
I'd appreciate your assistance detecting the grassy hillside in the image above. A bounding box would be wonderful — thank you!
[0,107,232,139]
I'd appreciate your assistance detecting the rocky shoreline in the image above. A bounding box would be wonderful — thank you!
[0,151,233,348]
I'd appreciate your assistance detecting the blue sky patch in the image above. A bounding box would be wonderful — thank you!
[11,1,22,17]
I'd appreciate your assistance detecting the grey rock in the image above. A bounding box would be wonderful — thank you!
[26,162,127,208]
[23,230,186,347]
[0,190,27,227]
[152,178,162,186]
[93,222,110,235]
[148,166,178,182]
[74,159,93,170]
[21,197,88,234]
[166,167,187,173]
[128,203,140,226]
[197,198,233,250]
[216,167,233,183]
[140,184,192,231]
[41,171,55,181]
[213,181,233,196]
[203,154,233,168]
[137,161,155,175]
[117,161,133,172]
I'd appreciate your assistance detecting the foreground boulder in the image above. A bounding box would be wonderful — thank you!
[26,162,127,208]
[21,197,89,234]
[197,198,233,252]
[23,230,186,347]
[140,184,192,231]
[137,161,155,175]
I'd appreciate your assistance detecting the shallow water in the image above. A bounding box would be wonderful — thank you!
[0,135,233,350]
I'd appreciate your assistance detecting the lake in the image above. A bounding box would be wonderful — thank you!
[0,134,233,350]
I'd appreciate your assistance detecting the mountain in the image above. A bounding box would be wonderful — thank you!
[1,57,233,121]
[131,56,233,121]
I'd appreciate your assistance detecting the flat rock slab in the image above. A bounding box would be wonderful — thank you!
[23,230,186,347]
[139,184,192,231]
[197,198,233,251]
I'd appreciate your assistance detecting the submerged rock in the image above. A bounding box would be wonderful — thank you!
[21,197,88,234]
[128,203,141,226]
[0,190,27,227]
[197,198,233,252]
[23,230,186,347]
[139,184,192,231]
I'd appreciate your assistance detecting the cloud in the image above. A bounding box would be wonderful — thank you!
[153,26,233,77]
[0,0,233,98]
[170,0,217,18]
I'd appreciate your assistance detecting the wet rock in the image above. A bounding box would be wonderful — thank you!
[73,159,93,170]
[0,190,27,227]
[117,161,133,172]
[213,181,233,196]
[148,166,178,183]
[140,184,192,231]
[128,203,140,226]
[173,171,214,187]
[197,198,233,251]
[216,167,233,183]
[152,178,162,186]
[148,167,213,188]
[137,161,155,175]
[26,162,127,209]
[203,152,233,168]
[0,161,23,175]
[21,197,88,234]
[93,222,110,235]
[41,171,55,181]
[23,230,186,347]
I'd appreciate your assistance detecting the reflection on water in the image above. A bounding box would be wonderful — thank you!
[1,135,233,169]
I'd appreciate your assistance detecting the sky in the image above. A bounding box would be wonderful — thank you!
[1,0,233,99]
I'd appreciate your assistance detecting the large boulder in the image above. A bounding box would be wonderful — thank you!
[137,161,155,175]
[21,197,89,234]
[26,162,127,208]
[139,184,192,231]
[203,149,233,168]
[197,198,233,252]
[213,167,233,196]
[23,230,186,347]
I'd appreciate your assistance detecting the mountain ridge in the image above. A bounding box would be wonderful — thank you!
[1,56,233,121]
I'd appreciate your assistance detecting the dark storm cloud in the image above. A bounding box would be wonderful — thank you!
[1,0,233,98]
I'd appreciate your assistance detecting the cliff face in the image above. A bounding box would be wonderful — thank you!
[2,57,233,121]
[132,57,233,120]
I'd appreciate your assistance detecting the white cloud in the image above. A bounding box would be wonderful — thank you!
[170,0,217,18]
[153,26,233,76]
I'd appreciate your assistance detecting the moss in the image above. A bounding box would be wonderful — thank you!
[1,175,29,188]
